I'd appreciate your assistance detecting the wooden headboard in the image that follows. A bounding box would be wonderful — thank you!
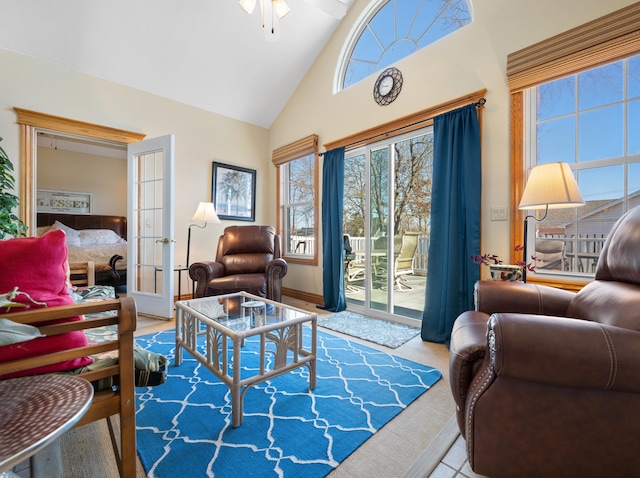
[37,213,127,240]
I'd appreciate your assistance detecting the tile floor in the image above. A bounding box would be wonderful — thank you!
[429,435,489,478]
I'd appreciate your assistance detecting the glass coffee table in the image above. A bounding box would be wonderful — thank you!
[175,292,317,427]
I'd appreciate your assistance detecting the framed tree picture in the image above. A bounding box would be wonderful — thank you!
[212,162,256,221]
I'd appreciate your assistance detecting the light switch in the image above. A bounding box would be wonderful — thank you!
[491,206,507,221]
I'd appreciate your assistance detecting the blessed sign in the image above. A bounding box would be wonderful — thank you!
[36,189,92,214]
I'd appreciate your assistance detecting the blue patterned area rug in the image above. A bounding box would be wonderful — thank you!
[319,311,421,348]
[135,329,441,478]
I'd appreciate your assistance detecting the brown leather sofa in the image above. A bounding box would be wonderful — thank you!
[189,225,287,302]
[449,206,640,478]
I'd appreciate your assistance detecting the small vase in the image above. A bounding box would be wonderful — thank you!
[489,264,523,282]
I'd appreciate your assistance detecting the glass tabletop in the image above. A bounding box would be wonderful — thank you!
[177,293,313,332]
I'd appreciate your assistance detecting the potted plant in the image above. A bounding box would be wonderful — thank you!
[471,245,536,281]
[0,136,27,239]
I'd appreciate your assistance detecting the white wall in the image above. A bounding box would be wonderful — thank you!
[37,147,127,216]
[0,48,269,267]
[269,0,638,292]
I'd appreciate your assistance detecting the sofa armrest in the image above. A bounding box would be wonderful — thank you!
[189,261,225,298]
[449,311,490,414]
[489,313,640,394]
[475,280,575,316]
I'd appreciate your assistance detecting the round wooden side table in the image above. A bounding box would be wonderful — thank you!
[0,374,94,474]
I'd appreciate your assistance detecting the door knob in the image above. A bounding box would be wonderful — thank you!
[156,238,175,244]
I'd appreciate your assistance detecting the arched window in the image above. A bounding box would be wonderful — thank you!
[338,0,472,90]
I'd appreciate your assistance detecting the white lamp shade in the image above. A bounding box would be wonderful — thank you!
[519,162,585,210]
[191,202,221,223]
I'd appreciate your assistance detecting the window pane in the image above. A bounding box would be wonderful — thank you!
[629,162,640,200]
[286,205,314,255]
[369,3,395,49]
[344,60,378,89]
[379,40,418,69]
[351,28,383,64]
[537,77,575,121]
[578,62,623,110]
[370,147,389,238]
[578,105,623,162]
[396,1,420,38]
[344,154,366,237]
[537,117,576,164]
[394,134,433,232]
[288,155,314,203]
[578,165,623,201]
[628,55,640,99]
[628,100,640,154]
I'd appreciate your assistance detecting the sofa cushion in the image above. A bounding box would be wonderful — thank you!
[0,230,93,378]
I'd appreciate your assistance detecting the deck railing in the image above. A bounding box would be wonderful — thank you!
[290,233,606,275]
[538,234,607,273]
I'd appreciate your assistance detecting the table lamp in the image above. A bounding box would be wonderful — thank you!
[518,162,585,282]
[186,202,221,268]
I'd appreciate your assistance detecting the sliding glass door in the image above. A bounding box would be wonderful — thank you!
[343,128,433,323]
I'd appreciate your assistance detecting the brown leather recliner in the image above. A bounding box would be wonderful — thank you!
[449,206,640,478]
[189,225,287,302]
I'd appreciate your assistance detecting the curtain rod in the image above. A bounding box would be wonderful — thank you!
[319,97,486,156]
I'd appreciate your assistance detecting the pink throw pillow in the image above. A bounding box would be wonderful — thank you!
[0,230,93,378]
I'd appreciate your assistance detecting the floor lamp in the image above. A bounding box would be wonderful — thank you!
[518,162,585,282]
[186,202,221,268]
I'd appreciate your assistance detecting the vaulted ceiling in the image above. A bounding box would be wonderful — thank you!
[0,0,355,128]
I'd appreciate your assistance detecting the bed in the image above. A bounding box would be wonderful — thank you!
[36,213,127,289]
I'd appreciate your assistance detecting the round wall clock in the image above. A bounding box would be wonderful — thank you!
[373,67,403,106]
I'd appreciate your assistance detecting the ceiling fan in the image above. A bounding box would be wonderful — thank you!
[239,0,348,41]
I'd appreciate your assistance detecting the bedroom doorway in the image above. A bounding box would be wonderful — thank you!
[15,109,179,318]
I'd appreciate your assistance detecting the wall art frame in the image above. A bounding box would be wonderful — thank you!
[212,162,256,221]
[36,189,92,215]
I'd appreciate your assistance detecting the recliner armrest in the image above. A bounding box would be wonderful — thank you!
[265,258,288,278]
[489,313,640,394]
[265,258,288,302]
[475,280,574,316]
[189,261,225,298]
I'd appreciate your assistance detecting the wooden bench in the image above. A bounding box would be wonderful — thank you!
[0,298,137,478]
[69,261,96,287]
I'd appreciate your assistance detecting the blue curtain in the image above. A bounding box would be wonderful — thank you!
[318,147,346,312]
[421,104,481,344]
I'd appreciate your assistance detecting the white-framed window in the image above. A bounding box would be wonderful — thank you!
[523,55,640,279]
[338,0,472,91]
[273,135,318,265]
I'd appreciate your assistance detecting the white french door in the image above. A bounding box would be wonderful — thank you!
[127,135,175,319]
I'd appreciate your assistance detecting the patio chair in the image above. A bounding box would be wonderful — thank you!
[534,238,566,270]
[392,232,420,290]
[344,234,364,293]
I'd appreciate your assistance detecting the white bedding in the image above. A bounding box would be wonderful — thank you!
[39,222,128,270]
[67,243,127,270]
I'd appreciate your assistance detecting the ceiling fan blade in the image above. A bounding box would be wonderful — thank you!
[303,0,347,19]
[239,0,257,14]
